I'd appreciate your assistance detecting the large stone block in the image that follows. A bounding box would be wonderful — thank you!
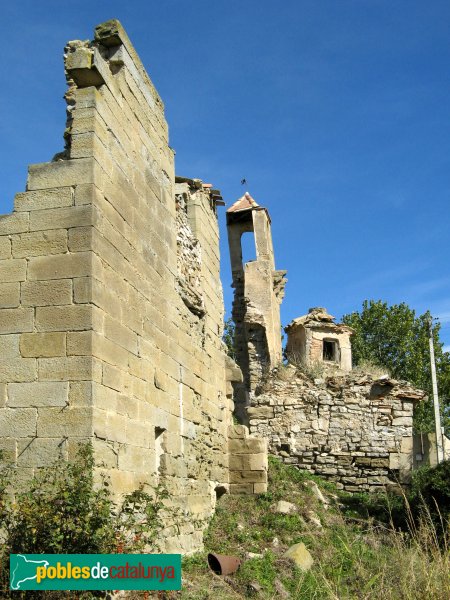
[14,187,74,212]
[229,453,268,471]
[92,333,129,367]
[104,315,138,354]
[0,334,20,358]
[125,419,150,447]
[247,406,274,419]
[0,308,34,333]
[68,226,93,252]
[73,277,91,303]
[12,230,68,258]
[30,206,93,232]
[0,358,36,383]
[38,356,95,381]
[36,305,92,332]
[0,213,29,235]
[17,437,67,467]
[0,384,6,408]
[8,382,69,407]
[0,259,27,282]
[69,381,93,407]
[102,364,124,392]
[74,183,97,206]
[0,408,37,437]
[392,417,412,426]
[0,236,11,259]
[27,158,100,191]
[228,483,254,495]
[90,438,119,469]
[21,280,72,307]
[229,437,267,454]
[20,333,66,357]
[104,413,128,444]
[228,424,249,439]
[0,283,20,308]
[28,252,92,280]
[0,437,16,462]
[67,331,92,355]
[118,444,151,471]
[38,356,93,381]
[229,470,267,483]
[37,407,93,437]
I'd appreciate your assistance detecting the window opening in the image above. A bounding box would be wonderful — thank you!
[240,231,257,265]
[155,427,166,475]
[323,340,338,362]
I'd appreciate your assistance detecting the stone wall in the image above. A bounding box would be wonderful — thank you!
[247,369,425,492]
[0,19,266,553]
[228,425,268,494]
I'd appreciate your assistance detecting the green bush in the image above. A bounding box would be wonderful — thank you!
[411,460,450,525]
[3,445,116,556]
[0,444,168,599]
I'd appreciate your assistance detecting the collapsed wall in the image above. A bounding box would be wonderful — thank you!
[247,369,425,491]
[0,20,267,553]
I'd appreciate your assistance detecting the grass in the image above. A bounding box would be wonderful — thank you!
[1,454,447,599]
[175,457,450,600]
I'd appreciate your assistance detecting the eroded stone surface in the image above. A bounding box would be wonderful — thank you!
[247,370,425,491]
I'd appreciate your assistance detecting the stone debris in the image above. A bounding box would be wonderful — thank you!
[246,552,263,560]
[305,510,322,529]
[284,542,314,572]
[274,577,291,599]
[273,500,297,514]
[304,481,329,507]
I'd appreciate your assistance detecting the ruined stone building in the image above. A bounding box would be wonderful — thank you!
[0,20,267,554]
[285,307,353,372]
[0,18,433,553]
[225,196,426,492]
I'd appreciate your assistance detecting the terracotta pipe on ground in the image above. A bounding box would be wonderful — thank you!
[207,553,241,575]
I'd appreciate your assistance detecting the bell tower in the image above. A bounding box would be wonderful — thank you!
[227,192,287,392]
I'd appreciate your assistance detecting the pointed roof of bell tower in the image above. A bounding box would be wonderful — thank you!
[226,191,259,213]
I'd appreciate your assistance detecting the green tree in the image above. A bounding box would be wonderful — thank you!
[342,300,450,434]
[223,316,237,360]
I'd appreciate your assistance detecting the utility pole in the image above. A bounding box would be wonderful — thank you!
[428,316,444,464]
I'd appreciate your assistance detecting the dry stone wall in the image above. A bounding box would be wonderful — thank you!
[0,19,267,554]
[247,369,425,492]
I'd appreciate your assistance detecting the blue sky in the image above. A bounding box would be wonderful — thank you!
[1,1,449,348]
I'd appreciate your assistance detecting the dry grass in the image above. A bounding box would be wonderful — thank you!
[352,359,391,379]
[289,356,328,380]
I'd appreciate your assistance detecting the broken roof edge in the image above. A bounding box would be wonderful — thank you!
[94,19,165,111]
[175,176,224,205]
[285,307,354,334]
